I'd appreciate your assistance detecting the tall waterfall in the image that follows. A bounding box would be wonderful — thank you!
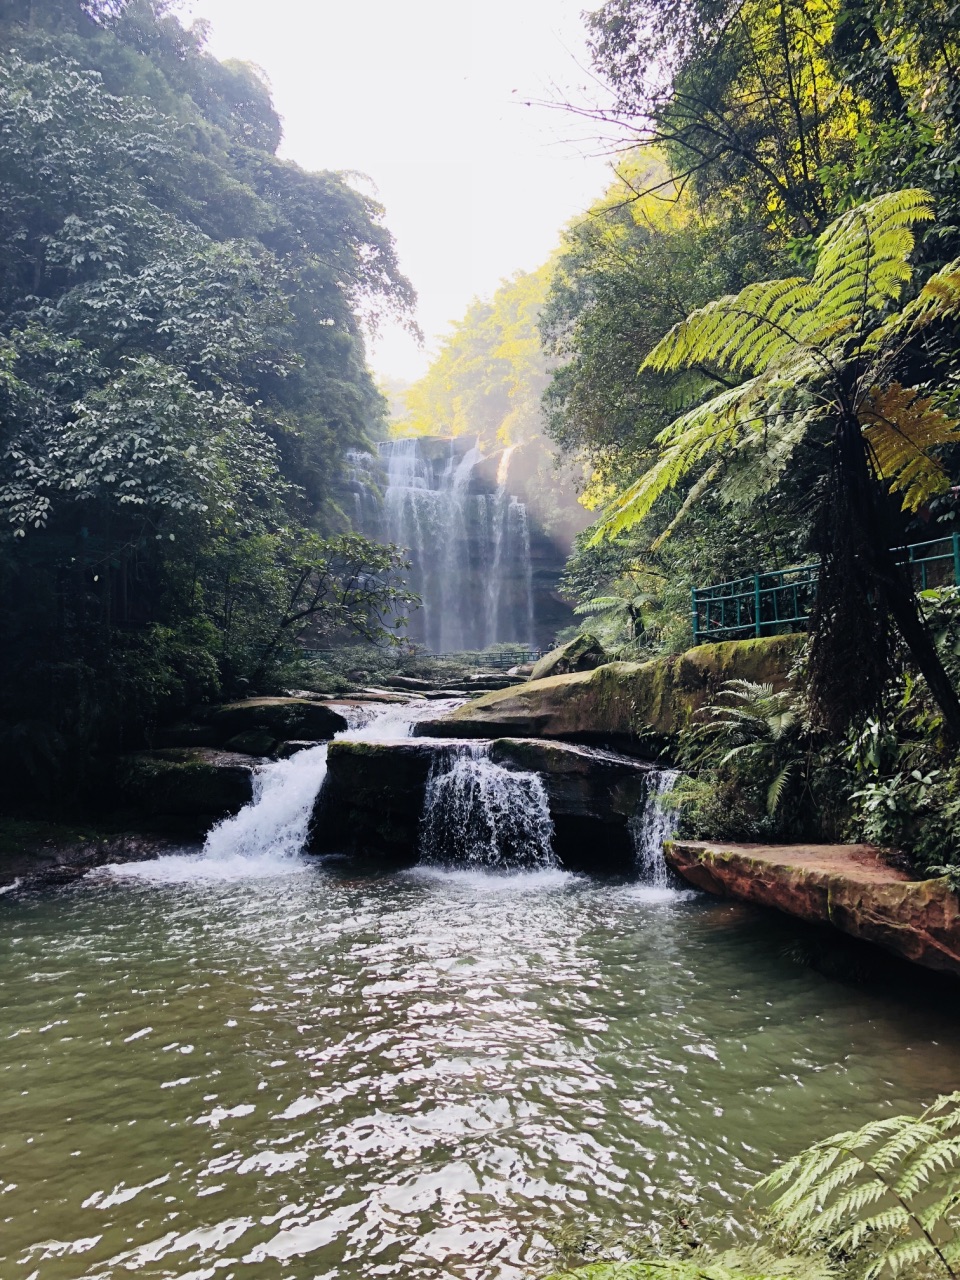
[630,769,680,888]
[348,438,536,652]
[420,743,556,869]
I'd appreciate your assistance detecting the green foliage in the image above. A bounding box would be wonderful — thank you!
[402,265,552,449]
[759,1092,960,1278]
[0,0,417,806]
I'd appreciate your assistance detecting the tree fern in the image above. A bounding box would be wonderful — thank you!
[589,187,960,738]
[757,1092,960,1278]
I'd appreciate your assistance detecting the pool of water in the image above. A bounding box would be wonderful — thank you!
[3,859,960,1279]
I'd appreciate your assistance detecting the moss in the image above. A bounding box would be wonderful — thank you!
[430,634,805,746]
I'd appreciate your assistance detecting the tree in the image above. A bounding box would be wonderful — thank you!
[590,189,960,738]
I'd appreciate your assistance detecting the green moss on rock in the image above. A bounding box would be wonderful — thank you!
[415,634,803,747]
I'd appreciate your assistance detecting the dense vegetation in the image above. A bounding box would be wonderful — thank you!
[532,0,960,866]
[0,0,416,808]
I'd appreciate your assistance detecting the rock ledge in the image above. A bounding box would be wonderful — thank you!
[666,840,960,977]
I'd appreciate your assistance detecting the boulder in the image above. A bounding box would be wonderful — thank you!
[530,633,606,681]
[666,840,960,978]
[114,749,259,823]
[223,729,278,757]
[150,723,219,749]
[415,634,802,751]
[314,736,654,871]
[210,697,347,744]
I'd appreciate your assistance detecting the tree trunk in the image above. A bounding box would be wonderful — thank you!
[880,550,960,744]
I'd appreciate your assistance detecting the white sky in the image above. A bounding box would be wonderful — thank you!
[179,0,615,382]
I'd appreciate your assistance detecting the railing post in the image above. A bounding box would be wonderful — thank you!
[691,586,699,645]
[953,531,960,588]
[754,572,762,637]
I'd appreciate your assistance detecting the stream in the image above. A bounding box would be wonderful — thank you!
[3,702,960,1279]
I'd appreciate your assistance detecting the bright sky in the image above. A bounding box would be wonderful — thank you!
[179,0,614,382]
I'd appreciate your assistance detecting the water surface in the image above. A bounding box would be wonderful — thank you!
[3,862,960,1279]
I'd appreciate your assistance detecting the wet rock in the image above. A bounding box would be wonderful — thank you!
[530,633,606,682]
[223,729,278,757]
[666,840,960,978]
[416,635,802,751]
[275,740,323,759]
[211,697,347,744]
[315,737,653,871]
[114,748,259,824]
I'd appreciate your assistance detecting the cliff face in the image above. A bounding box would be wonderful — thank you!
[344,436,587,652]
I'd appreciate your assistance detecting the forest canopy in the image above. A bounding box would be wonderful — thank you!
[0,0,416,802]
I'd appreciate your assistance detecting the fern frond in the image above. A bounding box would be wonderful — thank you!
[766,763,794,815]
[587,380,762,544]
[642,279,812,377]
[812,188,933,323]
[896,258,960,332]
[860,382,960,512]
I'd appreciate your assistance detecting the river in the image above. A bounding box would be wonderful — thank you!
[3,708,960,1279]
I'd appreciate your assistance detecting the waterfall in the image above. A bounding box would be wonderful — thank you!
[630,769,680,888]
[420,744,556,869]
[354,438,535,652]
[110,700,458,881]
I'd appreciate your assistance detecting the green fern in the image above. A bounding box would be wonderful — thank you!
[589,188,960,546]
[757,1092,960,1278]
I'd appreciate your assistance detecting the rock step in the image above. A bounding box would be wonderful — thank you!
[666,840,960,978]
[414,635,802,749]
[314,737,656,872]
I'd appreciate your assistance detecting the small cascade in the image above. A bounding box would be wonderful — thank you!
[630,769,680,888]
[420,744,556,870]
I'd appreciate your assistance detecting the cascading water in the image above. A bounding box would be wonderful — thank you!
[110,700,461,881]
[351,438,536,652]
[419,743,556,869]
[630,768,680,888]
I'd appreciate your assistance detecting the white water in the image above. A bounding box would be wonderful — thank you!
[419,742,557,870]
[349,439,536,652]
[105,699,459,883]
[630,768,681,889]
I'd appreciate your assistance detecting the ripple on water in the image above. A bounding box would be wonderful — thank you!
[2,864,960,1280]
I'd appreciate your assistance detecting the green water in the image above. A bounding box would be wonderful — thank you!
[3,861,960,1279]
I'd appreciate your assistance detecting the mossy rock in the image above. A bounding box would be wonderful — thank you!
[114,748,258,818]
[210,697,347,744]
[530,633,606,681]
[416,634,803,749]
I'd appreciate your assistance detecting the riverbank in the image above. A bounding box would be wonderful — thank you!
[0,818,185,892]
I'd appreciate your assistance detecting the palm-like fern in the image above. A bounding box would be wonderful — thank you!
[700,679,800,815]
[590,189,960,738]
[758,1092,960,1279]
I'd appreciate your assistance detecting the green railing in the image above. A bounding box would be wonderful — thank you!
[692,532,960,645]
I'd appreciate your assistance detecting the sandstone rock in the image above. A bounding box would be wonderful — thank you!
[211,697,347,743]
[416,635,802,750]
[114,748,258,822]
[666,840,960,978]
[530,633,606,682]
[314,736,654,871]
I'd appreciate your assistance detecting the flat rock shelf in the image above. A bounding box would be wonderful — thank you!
[666,840,960,977]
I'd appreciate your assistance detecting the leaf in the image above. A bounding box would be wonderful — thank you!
[860,383,960,512]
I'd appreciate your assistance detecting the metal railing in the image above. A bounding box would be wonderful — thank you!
[692,532,960,645]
